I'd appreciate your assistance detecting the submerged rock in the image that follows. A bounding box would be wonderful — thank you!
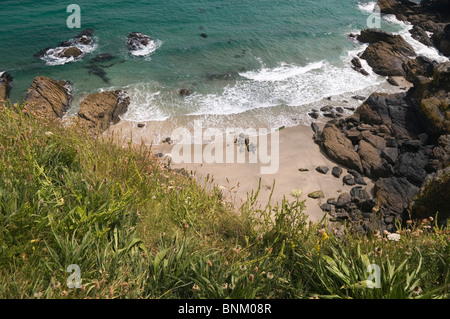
[0,72,13,103]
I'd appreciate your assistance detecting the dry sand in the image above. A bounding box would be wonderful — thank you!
[107,121,375,223]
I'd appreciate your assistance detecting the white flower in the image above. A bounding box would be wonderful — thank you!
[387,233,401,242]
[290,189,303,198]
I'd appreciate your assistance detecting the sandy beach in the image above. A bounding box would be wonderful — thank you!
[107,121,375,223]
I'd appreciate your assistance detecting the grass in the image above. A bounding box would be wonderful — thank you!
[0,102,449,299]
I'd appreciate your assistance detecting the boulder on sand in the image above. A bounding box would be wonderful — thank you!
[77,90,130,132]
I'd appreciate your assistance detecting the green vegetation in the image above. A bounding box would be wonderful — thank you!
[0,103,449,299]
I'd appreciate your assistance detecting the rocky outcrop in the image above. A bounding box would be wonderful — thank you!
[410,166,450,224]
[378,0,450,57]
[319,124,363,172]
[77,90,130,132]
[25,76,71,119]
[314,61,450,228]
[358,29,416,76]
[0,72,13,103]
[408,62,450,138]
[127,32,152,52]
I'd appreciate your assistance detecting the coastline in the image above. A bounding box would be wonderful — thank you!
[108,118,376,223]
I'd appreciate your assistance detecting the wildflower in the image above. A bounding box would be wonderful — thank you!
[207,260,213,267]
[383,230,390,236]
[239,264,247,271]
[253,266,259,273]
[222,283,228,290]
[34,291,43,298]
[109,286,114,298]
[233,245,242,254]
[183,223,189,230]
[268,247,273,254]
[266,272,274,280]
[290,241,296,249]
[412,286,422,296]
[44,131,54,137]
[249,274,255,283]
[387,233,401,241]
[229,283,235,290]
[257,234,263,242]
[94,280,100,290]
[406,220,413,225]
[290,188,303,198]
[375,247,382,257]
[61,290,68,297]
[429,216,434,222]
[192,284,199,293]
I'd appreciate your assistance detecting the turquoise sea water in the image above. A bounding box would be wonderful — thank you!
[0,0,444,132]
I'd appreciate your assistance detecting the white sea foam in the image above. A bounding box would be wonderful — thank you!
[357,1,377,14]
[185,56,382,117]
[119,83,170,122]
[129,39,163,57]
[41,39,98,66]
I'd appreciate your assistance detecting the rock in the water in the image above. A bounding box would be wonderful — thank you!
[59,46,83,58]
[77,90,130,132]
[315,166,329,174]
[308,190,325,199]
[179,88,192,96]
[358,29,416,76]
[127,32,152,51]
[25,76,71,119]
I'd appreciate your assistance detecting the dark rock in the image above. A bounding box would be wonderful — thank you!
[200,33,208,38]
[387,76,400,86]
[336,192,351,208]
[343,174,356,185]
[179,88,192,96]
[332,166,343,178]
[137,123,146,128]
[352,95,366,101]
[308,111,319,119]
[381,147,399,164]
[361,199,377,212]
[327,198,337,205]
[315,166,329,174]
[351,57,362,68]
[374,177,420,216]
[347,169,367,185]
[320,203,332,212]
[90,53,116,64]
[394,150,428,185]
[350,186,370,201]
[127,32,152,51]
[311,122,319,134]
[335,107,344,113]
